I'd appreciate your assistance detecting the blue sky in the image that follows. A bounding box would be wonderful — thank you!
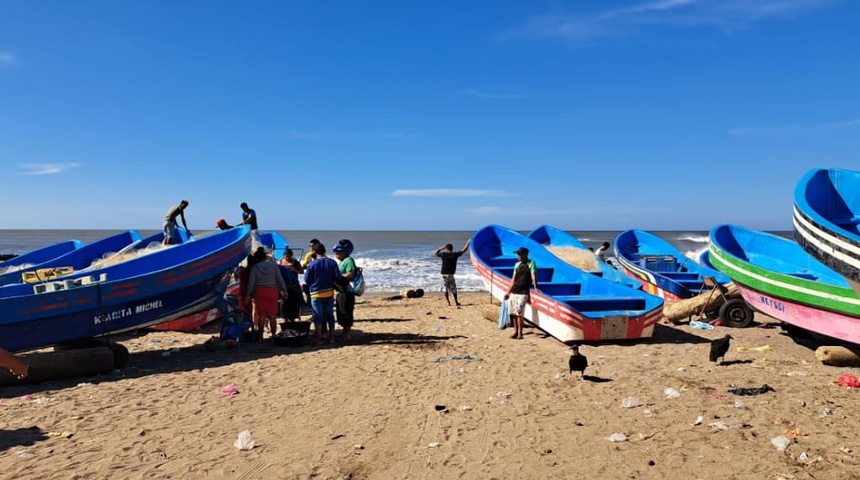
[1,1,858,232]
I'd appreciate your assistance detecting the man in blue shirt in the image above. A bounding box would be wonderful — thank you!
[239,202,258,230]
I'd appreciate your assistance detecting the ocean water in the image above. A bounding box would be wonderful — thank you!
[0,229,793,293]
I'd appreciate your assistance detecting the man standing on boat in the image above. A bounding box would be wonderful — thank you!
[433,238,471,307]
[163,200,189,246]
[504,247,538,340]
[238,202,258,231]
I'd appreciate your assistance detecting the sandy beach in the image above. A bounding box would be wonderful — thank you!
[2,292,859,479]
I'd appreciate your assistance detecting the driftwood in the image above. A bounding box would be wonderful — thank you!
[398,288,425,299]
[0,347,115,386]
[663,283,739,323]
[815,346,860,367]
[481,304,501,323]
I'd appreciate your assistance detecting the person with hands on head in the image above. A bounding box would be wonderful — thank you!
[503,247,538,340]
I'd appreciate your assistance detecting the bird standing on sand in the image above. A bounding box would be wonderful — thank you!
[709,334,733,364]
[568,345,587,380]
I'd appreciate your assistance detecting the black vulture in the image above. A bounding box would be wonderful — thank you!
[568,345,587,379]
[709,334,733,364]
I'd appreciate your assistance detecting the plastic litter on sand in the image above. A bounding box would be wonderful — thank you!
[234,430,256,450]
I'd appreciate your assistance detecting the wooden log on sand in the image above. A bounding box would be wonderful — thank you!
[482,304,501,323]
[0,347,116,386]
[815,346,860,367]
[399,289,416,299]
[662,283,739,323]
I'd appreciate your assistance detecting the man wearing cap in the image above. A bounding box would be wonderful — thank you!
[433,238,471,307]
[301,239,321,305]
[304,243,343,344]
[503,247,538,340]
[163,200,189,246]
[333,240,356,340]
[216,218,233,230]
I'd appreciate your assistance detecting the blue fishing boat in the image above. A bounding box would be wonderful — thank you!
[0,226,252,353]
[614,229,730,301]
[793,168,860,297]
[121,227,192,253]
[709,224,860,344]
[0,240,84,284]
[471,225,663,343]
[527,225,643,290]
[0,231,142,287]
[258,231,288,260]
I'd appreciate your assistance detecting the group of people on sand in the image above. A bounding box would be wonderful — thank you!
[234,237,358,346]
[162,200,358,345]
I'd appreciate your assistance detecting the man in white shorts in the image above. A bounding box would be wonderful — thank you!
[503,247,538,340]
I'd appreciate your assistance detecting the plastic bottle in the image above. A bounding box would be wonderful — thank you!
[689,320,715,330]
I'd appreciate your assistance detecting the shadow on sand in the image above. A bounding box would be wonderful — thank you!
[2,321,464,396]
[0,426,48,453]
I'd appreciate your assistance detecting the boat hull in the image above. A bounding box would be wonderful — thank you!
[735,285,860,344]
[0,227,252,352]
[793,168,860,297]
[709,224,860,344]
[527,225,643,291]
[471,225,663,344]
[150,282,240,332]
[0,240,83,279]
[614,229,730,300]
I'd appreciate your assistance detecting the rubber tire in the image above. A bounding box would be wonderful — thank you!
[719,298,754,328]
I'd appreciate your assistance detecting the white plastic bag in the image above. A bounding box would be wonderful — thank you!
[234,430,256,450]
[498,301,511,330]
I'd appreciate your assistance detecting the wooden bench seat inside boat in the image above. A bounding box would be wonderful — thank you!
[662,272,700,281]
[641,256,679,272]
[788,272,818,280]
[834,215,860,226]
[677,280,706,291]
[560,295,647,312]
[486,256,519,267]
[536,283,582,296]
[495,267,556,282]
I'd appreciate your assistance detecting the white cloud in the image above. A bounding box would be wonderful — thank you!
[392,189,515,198]
[729,117,860,136]
[286,131,409,141]
[461,89,530,100]
[18,163,81,175]
[0,52,16,65]
[506,0,841,43]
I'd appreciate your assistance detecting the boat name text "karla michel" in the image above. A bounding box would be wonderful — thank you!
[93,300,163,325]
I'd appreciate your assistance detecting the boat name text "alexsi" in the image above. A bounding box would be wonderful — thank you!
[93,300,164,325]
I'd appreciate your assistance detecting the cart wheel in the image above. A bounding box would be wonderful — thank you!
[719,299,754,328]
